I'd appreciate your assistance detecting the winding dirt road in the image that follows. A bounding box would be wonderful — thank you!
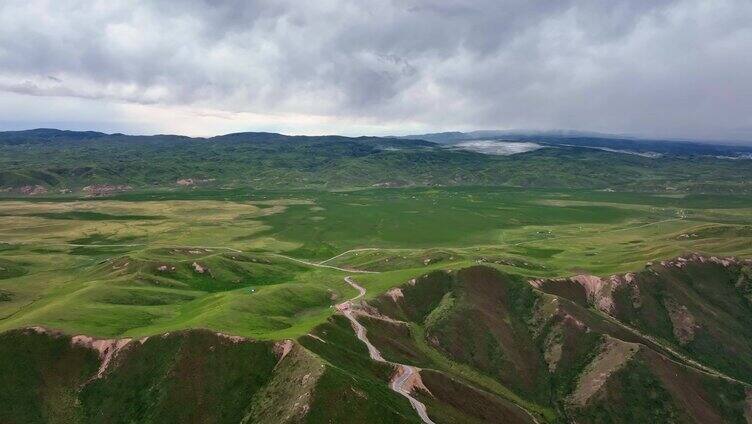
[339,276,436,424]
[390,364,434,423]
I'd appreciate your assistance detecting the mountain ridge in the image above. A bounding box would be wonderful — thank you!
[2,128,752,194]
[4,253,751,423]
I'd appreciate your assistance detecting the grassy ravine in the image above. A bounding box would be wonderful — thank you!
[409,324,556,422]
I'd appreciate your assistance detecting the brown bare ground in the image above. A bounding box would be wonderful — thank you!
[70,334,132,378]
[664,297,698,344]
[568,336,640,406]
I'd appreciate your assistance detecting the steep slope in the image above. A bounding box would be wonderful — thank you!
[1,325,416,424]
[362,263,751,423]
[0,328,295,424]
[532,254,752,383]
[300,304,537,424]
[2,257,752,423]
[567,342,748,423]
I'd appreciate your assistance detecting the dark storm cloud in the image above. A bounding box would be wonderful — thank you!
[0,0,750,140]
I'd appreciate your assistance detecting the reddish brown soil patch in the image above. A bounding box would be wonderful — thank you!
[569,336,640,406]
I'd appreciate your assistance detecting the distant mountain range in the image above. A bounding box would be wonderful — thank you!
[0,128,433,147]
[2,128,752,194]
[2,127,751,157]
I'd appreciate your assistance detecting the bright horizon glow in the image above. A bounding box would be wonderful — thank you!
[1,1,751,143]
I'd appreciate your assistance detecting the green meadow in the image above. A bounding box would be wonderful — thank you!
[1,186,752,340]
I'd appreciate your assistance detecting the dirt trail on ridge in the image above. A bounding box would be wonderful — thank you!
[338,276,435,424]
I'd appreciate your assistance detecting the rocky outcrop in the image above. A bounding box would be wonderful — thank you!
[82,184,132,196]
[17,185,48,195]
[531,254,752,319]
[176,178,215,186]
[531,272,637,315]
[191,262,207,274]
[657,253,752,269]
[70,335,133,378]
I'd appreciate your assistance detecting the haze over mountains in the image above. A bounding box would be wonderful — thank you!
[399,130,752,156]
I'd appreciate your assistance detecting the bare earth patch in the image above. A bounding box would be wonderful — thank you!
[70,334,132,378]
[387,287,404,302]
[17,185,48,196]
[664,297,698,344]
[532,272,637,315]
[273,339,294,363]
[568,336,640,406]
[192,262,207,274]
[543,326,564,373]
[215,332,246,343]
[82,184,132,196]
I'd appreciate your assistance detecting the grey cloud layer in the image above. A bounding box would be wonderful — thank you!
[0,0,750,139]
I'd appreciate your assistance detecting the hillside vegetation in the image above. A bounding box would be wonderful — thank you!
[4,258,752,423]
[358,262,752,423]
[2,129,752,193]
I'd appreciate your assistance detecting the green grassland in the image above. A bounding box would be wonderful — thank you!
[1,186,752,342]
[2,184,752,424]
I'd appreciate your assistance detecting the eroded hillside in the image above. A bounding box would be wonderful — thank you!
[3,255,752,423]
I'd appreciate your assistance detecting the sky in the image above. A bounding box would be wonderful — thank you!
[0,0,750,141]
